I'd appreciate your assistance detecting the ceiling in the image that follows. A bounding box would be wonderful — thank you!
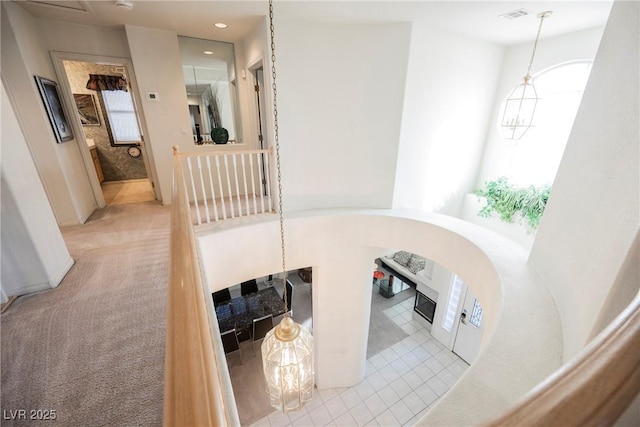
[15,0,614,46]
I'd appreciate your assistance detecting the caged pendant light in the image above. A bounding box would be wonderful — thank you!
[260,0,315,413]
[500,11,552,140]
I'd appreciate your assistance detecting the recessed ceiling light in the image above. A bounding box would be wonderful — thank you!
[203,51,214,55]
[214,23,228,29]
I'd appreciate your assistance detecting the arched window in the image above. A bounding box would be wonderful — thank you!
[501,61,593,186]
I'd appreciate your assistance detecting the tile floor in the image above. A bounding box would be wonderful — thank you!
[250,297,469,426]
[101,178,155,205]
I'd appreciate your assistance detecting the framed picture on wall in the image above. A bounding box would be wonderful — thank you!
[34,76,74,143]
[73,93,100,126]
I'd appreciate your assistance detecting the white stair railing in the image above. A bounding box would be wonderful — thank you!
[180,148,274,225]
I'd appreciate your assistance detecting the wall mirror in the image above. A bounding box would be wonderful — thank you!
[179,36,242,145]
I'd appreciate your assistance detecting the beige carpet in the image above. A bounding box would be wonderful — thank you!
[1,201,170,426]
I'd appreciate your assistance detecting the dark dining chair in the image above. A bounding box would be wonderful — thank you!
[212,288,231,307]
[241,279,259,296]
[220,329,242,364]
[283,279,293,317]
[252,314,273,355]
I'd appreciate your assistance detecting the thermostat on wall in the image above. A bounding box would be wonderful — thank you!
[146,91,159,101]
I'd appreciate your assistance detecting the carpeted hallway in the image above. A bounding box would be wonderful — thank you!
[1,201,170,426]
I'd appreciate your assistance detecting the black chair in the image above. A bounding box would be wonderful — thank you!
[283,279,293,316]
[212,288,231,307]
[241,279,258,296]
[252,314,273,355]
[220,329,242,364]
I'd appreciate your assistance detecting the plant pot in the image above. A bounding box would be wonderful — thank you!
[211,127,229,144]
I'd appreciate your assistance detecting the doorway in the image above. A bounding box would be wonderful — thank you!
[251,64,269,196]
[52,52,157,207]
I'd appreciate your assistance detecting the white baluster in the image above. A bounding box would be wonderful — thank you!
[257,152,266,213]
[264,151,273,212]
[186,157,201,225]
[206,156,219,221]
[223,155,235,218]
[196,156,210,224]
[232,154,242,217]
[215,155,227,220]
[241,154,250,214]
[249,154,258,214]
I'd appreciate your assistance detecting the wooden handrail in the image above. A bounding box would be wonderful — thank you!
[484,294,640,426]
[163,146,239,426]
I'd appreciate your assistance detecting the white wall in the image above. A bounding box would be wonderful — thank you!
[38,17,131,58]
[1,81,74,301]
[1,2,96,225]
[125,25,195,204]
[529,0,639,360]
[197,209,562,424]
[475,26,605,188]
[273,20,412,211]
[393,25,503,216]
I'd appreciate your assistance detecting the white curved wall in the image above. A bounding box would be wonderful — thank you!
[198,209,562,424]
[529,0,640,360]
[394,24,503,216]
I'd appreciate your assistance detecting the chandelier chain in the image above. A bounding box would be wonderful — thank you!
[526,12,550,78]
[269,0,289,312]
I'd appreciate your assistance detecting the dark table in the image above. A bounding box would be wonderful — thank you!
[215,286,285,337]
[376,277,410,298]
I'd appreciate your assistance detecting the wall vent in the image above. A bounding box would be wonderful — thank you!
[499,8,531,20]
[15,0,93,14]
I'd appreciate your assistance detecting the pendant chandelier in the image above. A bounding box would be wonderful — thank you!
[261,0,315,413]
[500,11,552,140]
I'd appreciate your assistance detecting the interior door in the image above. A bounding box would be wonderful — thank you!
[453,287,484,364]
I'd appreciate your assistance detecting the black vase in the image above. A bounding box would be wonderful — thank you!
[211,127,229,144]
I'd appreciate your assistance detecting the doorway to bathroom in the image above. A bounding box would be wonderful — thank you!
[52,52,157,207]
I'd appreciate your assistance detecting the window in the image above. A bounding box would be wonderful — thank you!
[501,61,593,187]
[442,274,464,332]
[469,298,483,328]
[101,90,141,144]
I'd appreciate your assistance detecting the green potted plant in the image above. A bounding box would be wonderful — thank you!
[475,177,551,231]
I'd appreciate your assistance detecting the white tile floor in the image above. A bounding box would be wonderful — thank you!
[251,297,469,426]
